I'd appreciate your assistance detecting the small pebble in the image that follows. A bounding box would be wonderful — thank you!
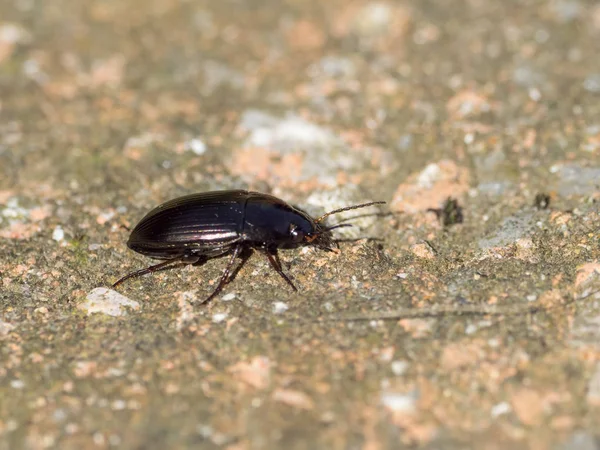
[93,432,105,446]
[561,431,600,450]
[52,225,65,242]
[380,391,417,413]
[272,302,289,314]
[465,323,478,335]
[184,138,207,155]
[53,409,67,422]
[0,23,31,44]
[488,338,501,348]
[212,313,228,323]
[322,302,334,312]
[583,73,600,94]
[111,400,127,411]
[2,198,28,219]
[221,293,236,302]
[10,379,25,389]
[80,288,140,317]
[491,401,511,417]
[391,360,409,376]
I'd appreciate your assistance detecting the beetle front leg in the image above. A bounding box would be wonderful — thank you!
[264,248,298,292]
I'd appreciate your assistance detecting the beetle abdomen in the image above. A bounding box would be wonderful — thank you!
[127,191,249,258]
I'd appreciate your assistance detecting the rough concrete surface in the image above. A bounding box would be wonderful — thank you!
[1,0,600,448]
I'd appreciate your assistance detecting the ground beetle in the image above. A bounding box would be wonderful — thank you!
[113,190,385,304]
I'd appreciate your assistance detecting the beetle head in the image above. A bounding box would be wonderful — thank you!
[277,200,385,250]
[303,224,337,252]
[281,220,336,251]
[282,221,329,249]
[303,200,386,251]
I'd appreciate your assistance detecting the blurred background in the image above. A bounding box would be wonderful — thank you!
[1,0,600,448]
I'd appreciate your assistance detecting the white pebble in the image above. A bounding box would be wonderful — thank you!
[488,338,501,348]
[528,87,542,101]
[272,302,288,314]
[2,198,27,218]
[111,400,127,411]
[221,293,236,302]
[53,409,67,422]
[10,380,25,389]
[465,323,478,335]
[212,313,228,323]
[80,288,140,317]
[98,210,115,223]
[0,24,30,44]
[380,391,416,413]
[490,401,511,417]
[93,432,105,446]
[52,226,65,242]
[391,360,409,376]
[184,138,207,155]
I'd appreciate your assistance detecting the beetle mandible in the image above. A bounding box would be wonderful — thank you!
[112,190,385,304]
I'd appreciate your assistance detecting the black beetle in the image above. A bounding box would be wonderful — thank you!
[112,190,385,304]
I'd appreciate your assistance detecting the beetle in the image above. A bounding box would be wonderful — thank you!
[112,190,385,304]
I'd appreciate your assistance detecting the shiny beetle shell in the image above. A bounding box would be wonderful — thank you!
[113,190,385,304]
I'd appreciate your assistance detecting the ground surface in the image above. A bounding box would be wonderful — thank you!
[1,0,600,448]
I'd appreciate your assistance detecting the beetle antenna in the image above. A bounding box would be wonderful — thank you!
[315,201,386,224]
[324,223,353,232]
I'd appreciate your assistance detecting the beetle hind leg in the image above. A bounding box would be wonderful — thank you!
[264,249,298,292]
[112,255,201,288]
[200,245,243,305]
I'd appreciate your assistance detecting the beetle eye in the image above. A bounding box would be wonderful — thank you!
[289,224,304,242]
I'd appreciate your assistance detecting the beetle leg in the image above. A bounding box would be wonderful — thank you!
[112,257,198,288]
[227,246,253,282]
[265,249,298,292]
[200,245,243,305]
